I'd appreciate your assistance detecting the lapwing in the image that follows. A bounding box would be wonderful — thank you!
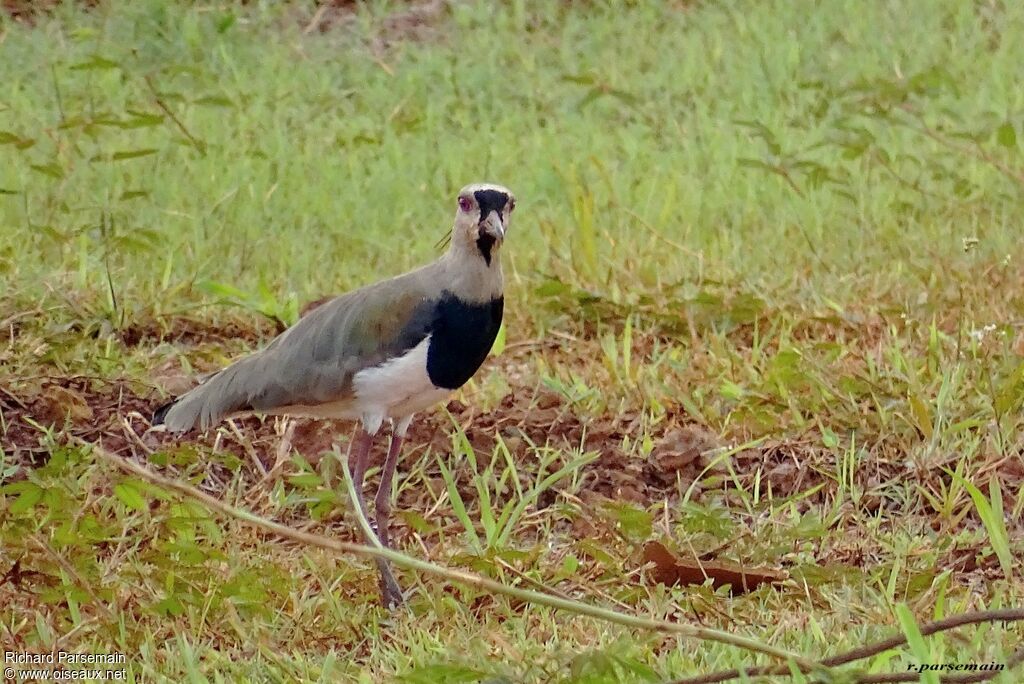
[153,182,515,607]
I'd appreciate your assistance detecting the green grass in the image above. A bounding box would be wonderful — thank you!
[2,0,1024,682]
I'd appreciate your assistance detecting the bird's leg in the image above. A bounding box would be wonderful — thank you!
[372,420,408,608]
[347,426,374,522]
[347,424,403,608]
[373,429,403,549]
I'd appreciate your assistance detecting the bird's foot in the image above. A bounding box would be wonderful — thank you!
[377,560,405,609]
[380,579,404,609]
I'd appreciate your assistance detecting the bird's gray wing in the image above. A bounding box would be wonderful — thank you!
[156,271,437,432]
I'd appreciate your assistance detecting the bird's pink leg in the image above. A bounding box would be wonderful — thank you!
[348,427,374,520]
[372,427,406,607]
[373,430,404,549]
[348,425,404,608]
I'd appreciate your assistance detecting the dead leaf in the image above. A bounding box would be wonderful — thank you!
[642,540,787,594]
[651,427,711,472]
[34,384,93,425]
[764,460,798,488]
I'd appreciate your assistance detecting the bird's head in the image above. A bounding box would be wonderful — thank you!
[451,182,515,266]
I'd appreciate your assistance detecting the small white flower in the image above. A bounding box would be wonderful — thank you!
[969,324,998,342]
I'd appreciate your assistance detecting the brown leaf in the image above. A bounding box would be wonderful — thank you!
[34,384,93,425]
[764,460,798,488]
[654,426,720,466]
[642,541,787,594]
[648,426,721,488]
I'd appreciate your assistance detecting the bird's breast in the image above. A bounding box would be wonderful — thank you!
[425,294,504,390]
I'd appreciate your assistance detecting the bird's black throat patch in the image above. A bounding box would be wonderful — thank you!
[426,293,504,390]
[476,233,496,266]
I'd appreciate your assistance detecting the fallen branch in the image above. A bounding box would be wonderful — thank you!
[90,442,810,668]
[94,441,1020,683]
[670,609,1024,684]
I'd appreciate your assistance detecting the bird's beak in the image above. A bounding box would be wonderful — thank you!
[479,210,505,242]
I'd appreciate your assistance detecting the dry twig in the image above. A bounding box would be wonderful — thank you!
[90,441,810,667]
[670,609,1024,684]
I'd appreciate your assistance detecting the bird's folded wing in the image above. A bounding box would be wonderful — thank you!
[257,279,437,407]
[159,271,437,431]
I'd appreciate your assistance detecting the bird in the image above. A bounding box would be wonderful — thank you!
[152,182,515,607]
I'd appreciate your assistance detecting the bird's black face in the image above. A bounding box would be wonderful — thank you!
[474,189,510,221]
[455,184,515,266]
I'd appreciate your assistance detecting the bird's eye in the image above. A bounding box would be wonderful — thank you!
[458,196,473,212]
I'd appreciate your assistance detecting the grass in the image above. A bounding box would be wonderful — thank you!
[2,0,1023,681]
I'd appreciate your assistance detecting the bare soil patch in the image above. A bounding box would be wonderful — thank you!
[1,0,97,24]
[117,315,276,348]
[4,354,1023,528]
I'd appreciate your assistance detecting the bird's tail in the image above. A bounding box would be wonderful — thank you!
[151,357,258,432]
[152,399,178,427]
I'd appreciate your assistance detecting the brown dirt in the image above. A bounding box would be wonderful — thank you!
[118,316,276,348]
[4,293,1023,549]
[4,364,1022,528]
[4,347,1022,595]
[1,0,448,46]
[1,0,97,24]
[3,372,703,506]
[297,0,448,42]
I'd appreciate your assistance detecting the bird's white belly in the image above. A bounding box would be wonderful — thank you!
[267,336,449,431]
[351,335,450,429]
